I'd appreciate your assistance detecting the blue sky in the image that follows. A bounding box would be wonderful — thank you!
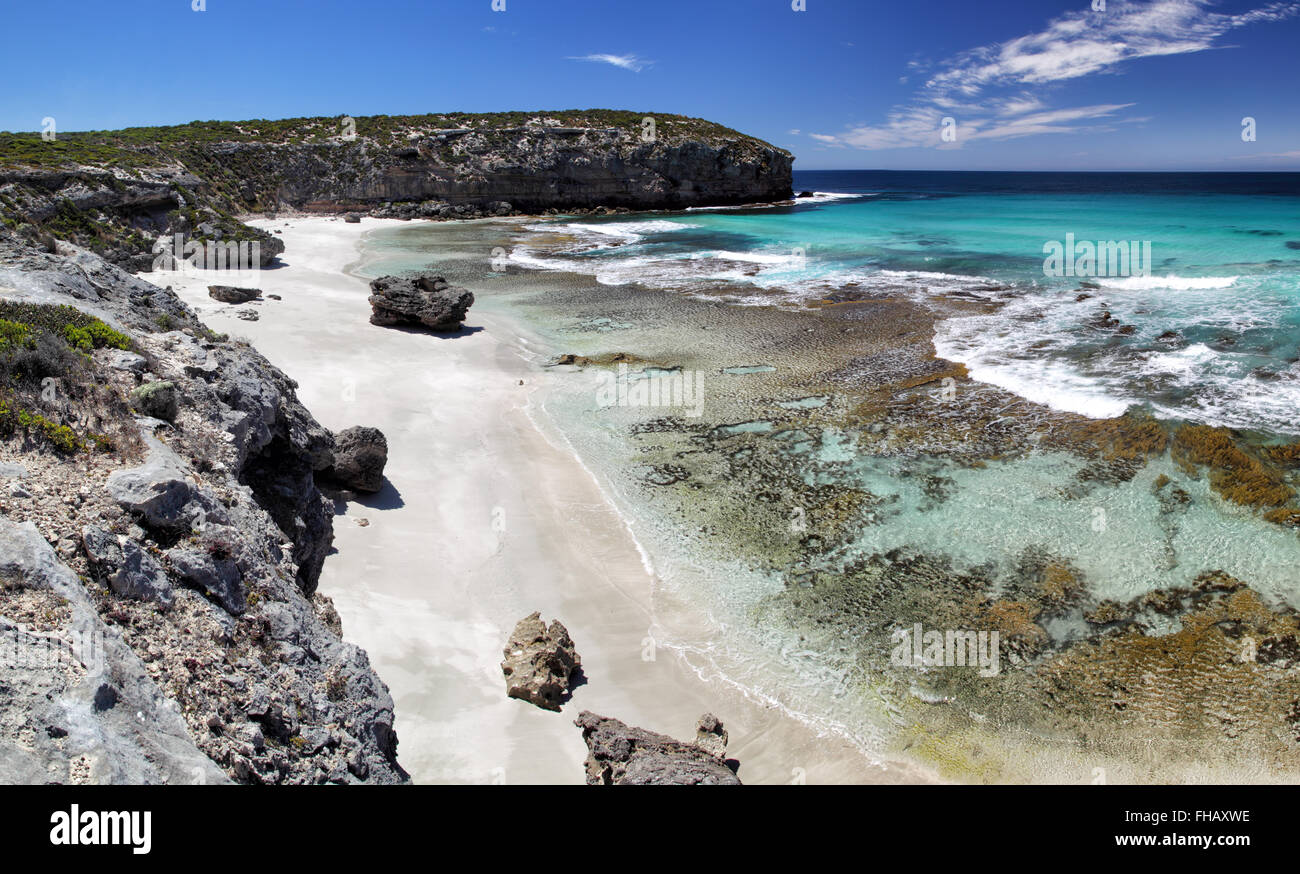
[2,0,1298,170]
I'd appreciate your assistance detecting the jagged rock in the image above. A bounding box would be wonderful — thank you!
[368,274,474,332]
[0,518,229,785]
[130,380,179,421]
[0,234,407,785]
[106,349,148,374]
[205,345,335,595]
[208,285,261,304]
[501,612,581,711]
[574,711,742,785]
[106,437,196,530]
[798,190,815,198]
[694,712,729,758]
[82,525,175,608]
[328,426,388,493]
[166,546,246,615]
[235,309,259,321]
[343,213,362,223]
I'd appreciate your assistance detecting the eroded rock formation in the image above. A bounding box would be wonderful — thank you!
[501,612,582,712]
[574,711,741,785]
[368,274,473,332]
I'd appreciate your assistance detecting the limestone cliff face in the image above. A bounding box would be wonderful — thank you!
[237,129,794,212]
[0,111,794,269]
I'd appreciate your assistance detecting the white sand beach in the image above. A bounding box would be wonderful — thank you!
[157,216,937,785]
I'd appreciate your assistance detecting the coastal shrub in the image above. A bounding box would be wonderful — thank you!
[0,397,84,454]
[0,302,131,390]
[0,318,30,349]
[129,380,178,421]
[1,109,777,172]
[3,331,83,384]
[59,319,132,351]
[0,301,132,350]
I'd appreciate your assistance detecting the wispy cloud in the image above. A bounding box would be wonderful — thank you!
[809,0,1299,150]
[567,53,651,72]
[1232,150,1300,159]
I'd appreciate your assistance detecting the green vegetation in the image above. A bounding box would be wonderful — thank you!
[0,318,30,349]
[0,400,84,453]
[0,109,786,171]
[0,302,136,455]
[0,301,132,351]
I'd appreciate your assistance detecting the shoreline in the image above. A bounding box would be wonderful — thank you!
[158,215,941,784]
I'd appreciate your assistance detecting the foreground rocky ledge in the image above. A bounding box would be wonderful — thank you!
[0,231,407,784]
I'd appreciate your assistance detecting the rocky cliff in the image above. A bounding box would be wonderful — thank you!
[0,110,793,270]
[0,229,407,784]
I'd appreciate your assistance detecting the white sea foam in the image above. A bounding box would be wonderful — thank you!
[878,269,995,284]
[934,323,1134,419]
[792,191,863,204]
[1099,274,1238,291]
[564,219,700,239]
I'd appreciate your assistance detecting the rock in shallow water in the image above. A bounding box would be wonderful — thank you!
[367,274,473,332]
[574,711,741,785]
[501,612,581,711]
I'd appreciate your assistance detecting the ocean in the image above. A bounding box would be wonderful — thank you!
[359,171,1300,781]
[509,170,1300,435]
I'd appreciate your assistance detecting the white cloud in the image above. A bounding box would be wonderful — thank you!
[1233,150,1300,159]
[567,53,651,72]
[810,0,1299,151]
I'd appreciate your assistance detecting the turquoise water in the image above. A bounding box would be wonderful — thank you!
[512,171,1300,434]
[359,189,1300,777]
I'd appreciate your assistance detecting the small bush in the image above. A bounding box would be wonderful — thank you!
[0,398,84,454]
[60,320,132,351]
[0,318,30,349]
[4,331,84,384]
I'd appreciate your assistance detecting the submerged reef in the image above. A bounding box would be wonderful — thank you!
[525,272,1300,783]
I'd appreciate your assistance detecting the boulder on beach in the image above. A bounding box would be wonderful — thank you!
[501,612,581,711]
[574,711,741,784]
[328,426,388,493]
[367,274,474,332]
[344,212,363,223]
[207,285,261,304]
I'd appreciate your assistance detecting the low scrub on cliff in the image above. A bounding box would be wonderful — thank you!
[0,109,787,171]
[0,301,139,456]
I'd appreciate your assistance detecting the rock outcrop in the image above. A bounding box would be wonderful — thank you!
[0,518,228,784]
[501,612,581,712]
[368,275,473,332]
[0,229,406,784]
[328,426,388,493]
[574,711,741,785]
